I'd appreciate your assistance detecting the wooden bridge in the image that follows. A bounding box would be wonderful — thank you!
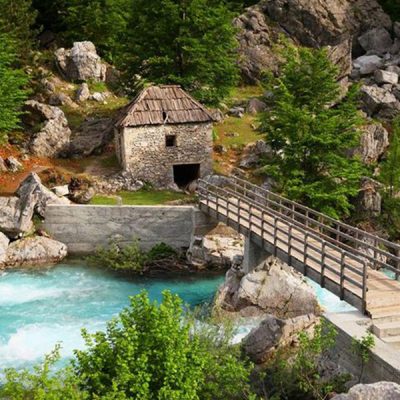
[197,176,400,346]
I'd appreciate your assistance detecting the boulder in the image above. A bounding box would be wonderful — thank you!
[240,140,273,169]
[357,123,389,165]
[0,157,7,172]
[353,55,383,75]
[90,92,109,102]
[24,100,71,158]
[229,107,245,118]
[360,85,400,116]
[214,256,321,319]
[213,144,227,154]
[0,197,34,238]
[5,156,23,172]
[75,83,90,102]
[69,117,114,157]
[69,187,96,204]
[4,236,68,268]
[246,98,267,114]
[387,65,400,75]
[357,177,382,217]
[51,185,69,197]
[48,93,76,107]
[243,314,318,364]
[374,70,399,85]
[0,232,10,265]
[332,381,400,400]
[188,231,244,269]
[358,28,393,54]
[17,172,70,218]
[55,41,107,82]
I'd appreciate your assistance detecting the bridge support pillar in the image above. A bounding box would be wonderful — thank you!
[242,236,272,274]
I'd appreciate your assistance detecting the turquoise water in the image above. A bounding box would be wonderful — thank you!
[0,263,224,370]
[0,263,354,371]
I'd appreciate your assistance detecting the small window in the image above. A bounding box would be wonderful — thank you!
[166,135,176,147]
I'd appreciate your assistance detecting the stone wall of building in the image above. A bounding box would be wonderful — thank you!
[43,204,217,255]
[115,122,213,187]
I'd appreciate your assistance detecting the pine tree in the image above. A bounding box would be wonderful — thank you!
[0,0,38,59]
[260,45,365,219]
[0,35,29,142]
[122,0,239,104]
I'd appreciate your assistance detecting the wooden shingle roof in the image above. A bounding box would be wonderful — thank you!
[116,85,214,127]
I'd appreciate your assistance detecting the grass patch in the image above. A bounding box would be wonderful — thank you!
[87,80,108,93]
[214,115,261,148]
[91,189,193,206]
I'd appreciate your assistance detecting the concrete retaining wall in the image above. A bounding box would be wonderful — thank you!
[325,311,400,384]
[43,205,216,255]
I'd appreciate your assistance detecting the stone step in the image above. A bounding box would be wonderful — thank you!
[368,305,400,320]
[372,320,400,338]
[367,291,400,308]
[381,335,400,349]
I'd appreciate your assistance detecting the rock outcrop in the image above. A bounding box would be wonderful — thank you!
[239,140,273,169]
[188,229,244,269]
[243,313,318,364]
[235,0,391,83]
[0,197,34,238]
[17,172,70,218]
[24,100,72,158]
[214,256,320,319]
[0,232,10,264]
[356,177,382,217]
[4,236,68,268]
[332,381,400,400]
[357,123,389,165]
[55,41,107,82]
[69,117,114,157]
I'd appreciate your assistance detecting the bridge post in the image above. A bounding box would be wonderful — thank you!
[242,236,272,274]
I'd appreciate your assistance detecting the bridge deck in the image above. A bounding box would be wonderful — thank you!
[198,178,400,318]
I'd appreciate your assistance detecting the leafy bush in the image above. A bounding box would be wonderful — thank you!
[0,291,256,400]
[87,240,181,274]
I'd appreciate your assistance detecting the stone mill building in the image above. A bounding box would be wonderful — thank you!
[115,85,214,188]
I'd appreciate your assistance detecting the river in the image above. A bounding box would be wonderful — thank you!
[0,262,354,371]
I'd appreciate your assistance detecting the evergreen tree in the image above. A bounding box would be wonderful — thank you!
[0,35,29,142]
[260,45,365,219]
[122,0,239,104]
[32,0,69,34]
[0,0,37,58]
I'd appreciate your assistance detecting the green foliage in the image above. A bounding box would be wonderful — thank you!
[351,332,375,383]
[87,239,147,273]
[87,240,181,273]
[0,35,29,142]
[260,45,366,219]
[0,345,86,400]
[73,290,254,399]
[263,321,349,400]
[121,0,239,104]
[0,0,38,59]
[0,291,255,399]
[380,117,400,198]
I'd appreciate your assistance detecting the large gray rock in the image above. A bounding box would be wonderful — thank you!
[374,70,399,85]
[5,156,23,172]
[360,85,400,117]
[357,177,382,217]
[0,197,34,238]
[17,173,70,218]
[353,55,383,75]
[4,236,68,268]
[214,256,321,319]
[395,22,400,39]
[332,381,400,400]
[69,118,114,157]
[75,83,90,102]
[358,28,393,54]
[24,100,71,158]
[357,123,389,165]
[246,98,267,115]
[243,314,318,364]
[0,232,9,265]
[239,140,273,168]
[55,41,107,82]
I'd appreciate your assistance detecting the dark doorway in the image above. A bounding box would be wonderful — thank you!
[173,164,200,188]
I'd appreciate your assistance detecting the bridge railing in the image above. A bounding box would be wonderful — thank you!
[201,176,400,279]
[197,179,369,312]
